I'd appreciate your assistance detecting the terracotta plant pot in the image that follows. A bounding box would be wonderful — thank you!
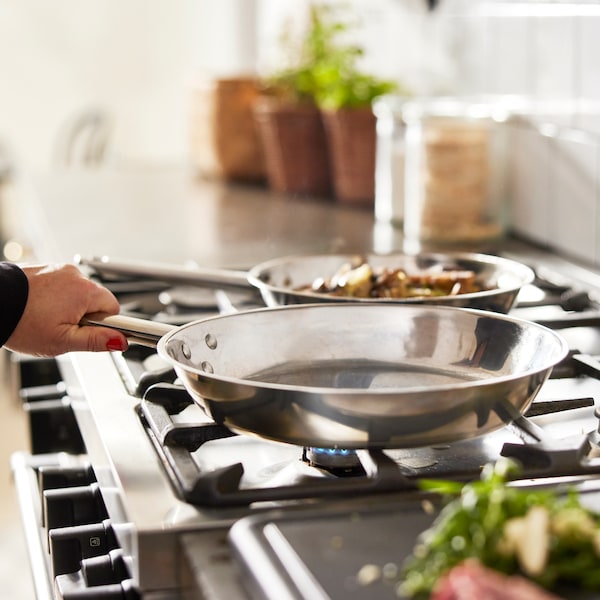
[322,107,376,205]
[253,98,331,197]
[191,77,266,182]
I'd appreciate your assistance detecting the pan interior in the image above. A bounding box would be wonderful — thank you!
[248,252,534,304]
[245,358,481,389]
[159,304,569,448]
[161,304,566,393]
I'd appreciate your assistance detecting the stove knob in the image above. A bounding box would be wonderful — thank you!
[19,381,66,401]
[39,465,96,493]
[26,397,86,454]
[49,519,117,578]
[44,483,107,533]
[55,571,140,599]
[38,466,96,525]
[81,549,129,586]
[16,355,61,387]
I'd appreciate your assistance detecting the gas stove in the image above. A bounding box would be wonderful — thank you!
[10,246,600,600]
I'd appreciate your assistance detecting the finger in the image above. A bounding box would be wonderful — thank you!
[86,283,121,316]
[67,325,129,353]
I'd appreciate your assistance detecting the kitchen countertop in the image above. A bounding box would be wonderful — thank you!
[12,166,397,267]
[8,165,600,293]
[9,165,519,268]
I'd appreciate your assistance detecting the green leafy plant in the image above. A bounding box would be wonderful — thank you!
[401,459,600,598]
[268,2,406,110]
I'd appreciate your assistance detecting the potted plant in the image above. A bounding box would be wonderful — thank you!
[256,3,407,203]
[191,76,266,183]
[307,5,405,205]
[252,92,331,197]
[252,5,336,198]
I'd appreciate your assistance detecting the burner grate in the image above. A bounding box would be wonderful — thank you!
[502,412,600,478]
[138,382,600,507]
[139,384,425,506]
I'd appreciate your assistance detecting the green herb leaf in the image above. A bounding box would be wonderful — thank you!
[401,458,600,597]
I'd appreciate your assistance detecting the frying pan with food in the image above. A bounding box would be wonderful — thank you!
[78,252,535,313]
[84,303,567,449]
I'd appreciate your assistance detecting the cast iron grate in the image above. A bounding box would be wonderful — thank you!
[138,375,600,507]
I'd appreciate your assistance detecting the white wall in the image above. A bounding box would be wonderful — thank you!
[444,1,600,266]
[0,1,259,170]
[0,2,193,168]
[0,0,460,171]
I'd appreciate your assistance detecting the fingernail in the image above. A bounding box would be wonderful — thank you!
[106,337,126,352]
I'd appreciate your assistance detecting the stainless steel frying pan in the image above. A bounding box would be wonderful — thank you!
[78,252,535,313]
[84,304,567,449]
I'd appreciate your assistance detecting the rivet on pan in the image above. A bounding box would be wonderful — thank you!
[201,361,214,374]
[181,343,192,360]
[205,333,218,350]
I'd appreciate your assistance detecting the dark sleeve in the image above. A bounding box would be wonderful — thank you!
[0,262,29,346]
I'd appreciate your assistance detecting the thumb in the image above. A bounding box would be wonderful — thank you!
[70,325,129,353]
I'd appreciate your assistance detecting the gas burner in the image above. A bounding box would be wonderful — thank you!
[158,286,220,309]
[302,447,365,477]
[89,270,263,327]
[138,383,419,507]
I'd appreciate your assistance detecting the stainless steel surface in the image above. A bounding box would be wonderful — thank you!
[55,349,303,595]
[87,304,567,448]
[55,351,248,594]
[77,254,251,291]
[81,313,175,346]
[249,251,533,311]
[77,251,534,313]
[11,452,86,600]
[166,304,567,448]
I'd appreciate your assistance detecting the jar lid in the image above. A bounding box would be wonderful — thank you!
[372,94,411,119]
[401,95,515,124]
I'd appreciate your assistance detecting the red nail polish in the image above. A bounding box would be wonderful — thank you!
[106,337,126,351]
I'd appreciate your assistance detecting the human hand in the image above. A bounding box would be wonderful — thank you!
[5,263,129,357]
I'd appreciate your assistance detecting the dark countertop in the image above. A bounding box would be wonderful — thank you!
[15,166,600,294]
[20,166,399,267]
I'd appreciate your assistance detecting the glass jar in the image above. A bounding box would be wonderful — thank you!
[373,95,408,226]
[402,98,510,248]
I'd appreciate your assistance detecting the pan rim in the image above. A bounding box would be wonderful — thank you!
[246,251,535,305]
[156,303,568,397]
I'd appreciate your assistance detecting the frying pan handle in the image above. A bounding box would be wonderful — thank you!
[80,313,175,347]
[76,255,251,290]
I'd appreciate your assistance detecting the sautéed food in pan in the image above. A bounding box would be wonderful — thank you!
[295,257,491,299]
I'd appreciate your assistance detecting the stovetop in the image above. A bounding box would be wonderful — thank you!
[52,246,600,597]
